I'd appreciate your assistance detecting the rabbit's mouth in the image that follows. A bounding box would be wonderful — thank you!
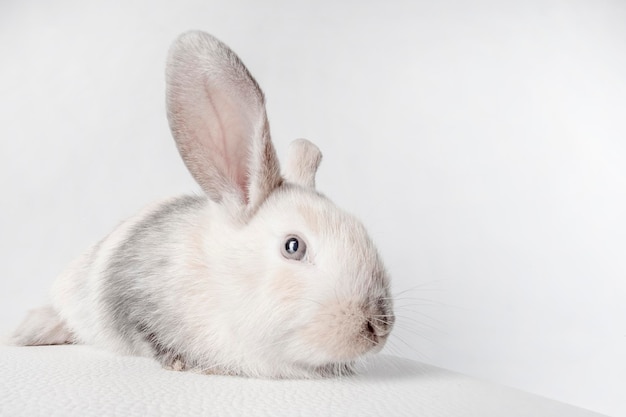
[298,297,395,362]
[363,316,393,355]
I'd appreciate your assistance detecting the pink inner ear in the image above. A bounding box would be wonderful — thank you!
[166,31,282,209]
[201,86,254,203]
[169,78,257,205]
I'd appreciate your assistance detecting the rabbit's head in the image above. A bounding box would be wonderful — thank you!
[167,31,393,376]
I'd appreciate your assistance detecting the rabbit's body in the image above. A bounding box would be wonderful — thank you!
[12,31,394,378]
[52,196,210,364]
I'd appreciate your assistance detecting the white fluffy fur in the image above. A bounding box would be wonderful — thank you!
[11,31,394,379]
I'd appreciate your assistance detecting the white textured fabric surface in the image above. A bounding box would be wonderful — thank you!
[0,346,603,417]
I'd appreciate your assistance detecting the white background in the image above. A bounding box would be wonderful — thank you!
[1,1,624,415]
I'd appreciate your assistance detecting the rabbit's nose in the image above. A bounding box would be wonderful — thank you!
[364,298,395,338]
[365,315,394,338]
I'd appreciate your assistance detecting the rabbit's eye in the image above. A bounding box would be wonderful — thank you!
[282,235,306,261]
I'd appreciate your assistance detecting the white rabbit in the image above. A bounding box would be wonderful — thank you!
[11,31,394,378]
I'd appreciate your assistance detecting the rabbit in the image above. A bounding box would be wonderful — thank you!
[10,30,394,378]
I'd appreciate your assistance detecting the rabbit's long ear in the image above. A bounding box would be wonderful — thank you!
[166,31,282,213]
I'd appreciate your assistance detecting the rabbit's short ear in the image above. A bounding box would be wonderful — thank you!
[284,139,322,189]
[166,31,282,214]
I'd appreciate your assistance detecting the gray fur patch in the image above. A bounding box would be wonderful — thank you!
[102,195,206,362]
